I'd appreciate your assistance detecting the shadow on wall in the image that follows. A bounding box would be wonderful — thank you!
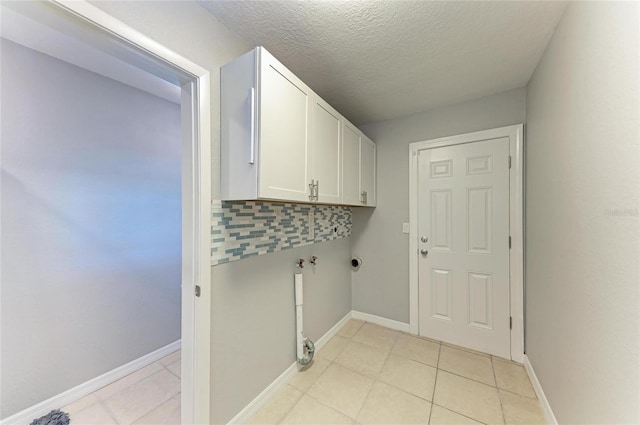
[351,207,375,250]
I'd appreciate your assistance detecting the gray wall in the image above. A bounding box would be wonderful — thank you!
[354,88,526,323]
[525,2,639,423]
[210,238,352,424]
[88,4,353,424]
[1,39,182,418]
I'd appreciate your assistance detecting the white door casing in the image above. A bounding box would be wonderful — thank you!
[409,125,524,362]
[49,1,213,423]
[418,138,510,358]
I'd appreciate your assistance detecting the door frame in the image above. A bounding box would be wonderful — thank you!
[49,1,212,422]
[408,124,524,362]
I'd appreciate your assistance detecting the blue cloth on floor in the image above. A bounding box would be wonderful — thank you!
[30,410,70,425]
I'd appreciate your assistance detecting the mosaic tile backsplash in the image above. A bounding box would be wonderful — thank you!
[211,201,352,265]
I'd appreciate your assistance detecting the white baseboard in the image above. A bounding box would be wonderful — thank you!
[352,310,411,333]
[1,340,181,425]
[226,362,299,425]
[523,355,557,425]
[227,311,418,424]
[227,311,353,425]
[313,311,353,349]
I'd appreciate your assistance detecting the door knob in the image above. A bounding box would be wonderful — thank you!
[420,236,428,243]
[420,249,428,256]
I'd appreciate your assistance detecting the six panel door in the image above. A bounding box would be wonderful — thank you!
[417,138,510,358]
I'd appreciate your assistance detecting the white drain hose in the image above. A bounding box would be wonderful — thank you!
[295,272,315,365]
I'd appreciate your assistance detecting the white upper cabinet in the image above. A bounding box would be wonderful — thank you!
[259,50,312,202]
[360,136,376,207]
[221,47,311,202]
[221,46,375,206]
[341,120,377,207]
[310,95,342,204]
[342,121,362,205]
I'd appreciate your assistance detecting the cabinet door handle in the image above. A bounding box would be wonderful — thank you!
[315,181,319,201]
[249,87,255,164]
[309,180,315,201]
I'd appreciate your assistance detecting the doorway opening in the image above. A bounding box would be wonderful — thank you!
[0,2,211,423]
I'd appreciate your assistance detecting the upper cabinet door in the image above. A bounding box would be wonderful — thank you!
[361,136,376,207]
[342,121,361,205]
[221,47,376,206]
[258,50,311,202]
[311,95,342,204]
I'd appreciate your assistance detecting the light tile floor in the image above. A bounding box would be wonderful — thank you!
[249,320,546,425]
[62,350,181,425]
[58,321,545,425]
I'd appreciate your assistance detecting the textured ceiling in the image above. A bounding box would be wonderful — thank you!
[201,1,566,125]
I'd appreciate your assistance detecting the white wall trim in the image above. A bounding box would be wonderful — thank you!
[523,355,558,425]
[408,124,525,361]
[1,341,181,425]
[227,311,353,425]
[351,311,411,333]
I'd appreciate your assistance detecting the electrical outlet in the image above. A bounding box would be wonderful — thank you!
[402,223,410,234]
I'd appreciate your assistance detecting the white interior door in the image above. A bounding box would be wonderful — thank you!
[418,137,510,358]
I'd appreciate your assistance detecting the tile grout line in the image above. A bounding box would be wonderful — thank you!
[491,356,508,425]
[343,321,379,422]
[376,368,438,404]
[430,402,490,425]
[302,391,359,423]
[490,355,539,400]
[97,398,121,425]
[311,320,391,422]
[276,363,317,424]
[493,386,538,400]
[162,361,181,379]
[373,334,439,403]
[298,334,363,422]
[67,358,175,424]
[274,385,304,425]
[350,330,401,421]
[274,320,538,425]
[279,322,360,424]
[439,341,493,359]
[101,368,177,425]
[351,377,375,422]
[62,395,100,418]
[436,367,498,389]
[427,342,442,424]
[432,344,493,425]
[131,393,183,425]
